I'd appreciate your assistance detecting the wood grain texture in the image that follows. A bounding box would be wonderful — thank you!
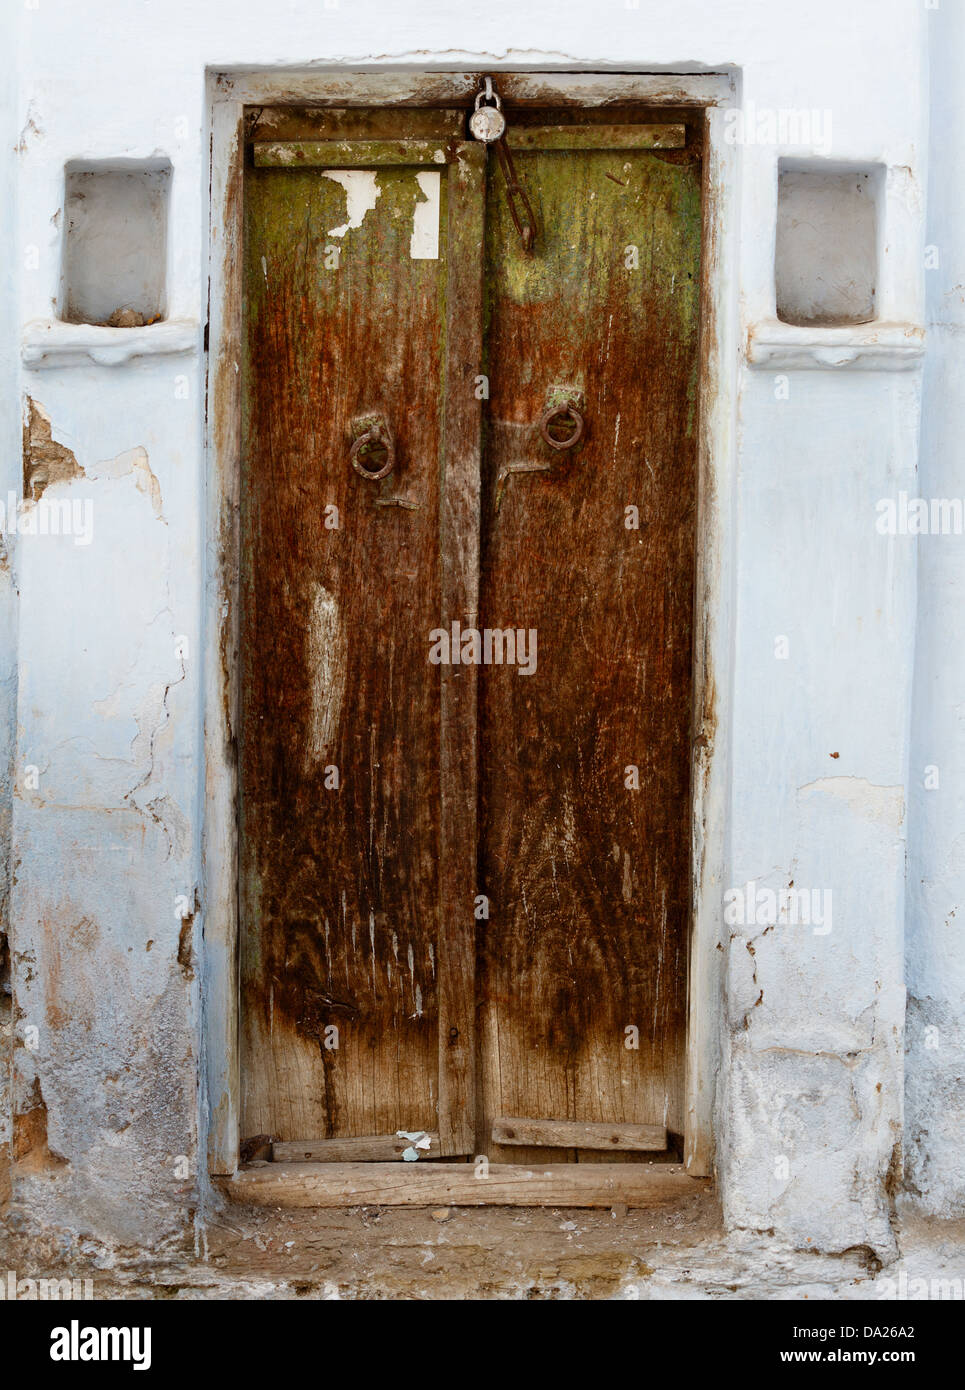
[206,94,245,1175]
[509,125,687,150]
[437,144,485,1153]
[254,140,460,167]
[240,153,450,1143]
[223,1161,707,1207]
[477,146,702,1163]
[222,73,732,111]
[273,1132,441,1162]
[492,1118,667,1151]
[238,117,703,1175]
[248,108,465,142]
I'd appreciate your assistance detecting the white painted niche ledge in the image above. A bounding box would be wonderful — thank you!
[22,317,200,369]
[747,319,925,371]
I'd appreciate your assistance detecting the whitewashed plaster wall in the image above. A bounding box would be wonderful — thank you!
[904,0,965,1219]
[0,0,955,1260]
[0,0,21,1207]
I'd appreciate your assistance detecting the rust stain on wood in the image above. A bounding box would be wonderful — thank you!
[239,134,448,1143]
[477,140,702,1162]
[237,108,703,1165]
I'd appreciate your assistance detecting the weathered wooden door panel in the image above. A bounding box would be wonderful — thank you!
[239,111,701,1172]
[240,153,458,1144]
[477,147,701,1162]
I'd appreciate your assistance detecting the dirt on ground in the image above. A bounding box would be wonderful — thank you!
[3,1183,963,1300]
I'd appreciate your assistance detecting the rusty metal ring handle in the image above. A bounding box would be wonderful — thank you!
[539,403,585,452]
[350,427,395,481]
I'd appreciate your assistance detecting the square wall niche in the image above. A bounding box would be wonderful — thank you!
[775,161,884,327]
[60,160,171,326]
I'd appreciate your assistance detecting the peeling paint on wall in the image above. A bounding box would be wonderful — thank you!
[12,1078,68,1173]
[22,399,83,501]
[87,445,165,520]
[799,776,905,830]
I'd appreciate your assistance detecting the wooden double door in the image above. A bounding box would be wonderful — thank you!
[239,100,702,1172]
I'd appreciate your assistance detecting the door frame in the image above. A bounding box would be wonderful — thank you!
[202,68,739,1201]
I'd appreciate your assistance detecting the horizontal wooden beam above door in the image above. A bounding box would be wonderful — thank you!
[491,1118,668,1152]
[221,1161,709,1208]
[222,71,735,109]
[253,139,459,167]
[509,124,686,150]
[249,107,466,142]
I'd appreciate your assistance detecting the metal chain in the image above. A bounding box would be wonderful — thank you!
[493,133,537,253]
[470,77,537,253]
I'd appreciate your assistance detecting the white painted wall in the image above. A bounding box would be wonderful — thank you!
[1,0,958,1259]
[0,0,21,1194]
[905,0,965,1218]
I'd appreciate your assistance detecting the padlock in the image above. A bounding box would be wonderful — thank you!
[469,83,507,144]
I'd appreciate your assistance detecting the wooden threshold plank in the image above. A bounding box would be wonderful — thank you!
[221,1162,709,1209]
[273,1133,441,1163]
[509,124,687,150]
[253,139,455,167]
[492,1118,668,1152]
